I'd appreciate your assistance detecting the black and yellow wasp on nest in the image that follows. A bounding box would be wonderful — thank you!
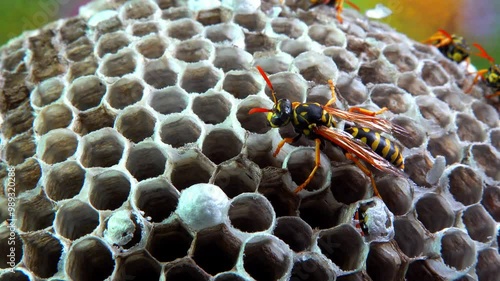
[249,66,407,196]
[280,0,360,23]
[423,29,471,67]
[466,43,500,99]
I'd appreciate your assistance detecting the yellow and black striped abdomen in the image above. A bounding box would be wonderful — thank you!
[346,127,404,169]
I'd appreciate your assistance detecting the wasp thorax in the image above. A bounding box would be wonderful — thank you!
[268,99,292,127]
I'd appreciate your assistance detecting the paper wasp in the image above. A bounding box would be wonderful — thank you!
[423,29,471,67]
[249,66,406,195]
[466,43,500,99]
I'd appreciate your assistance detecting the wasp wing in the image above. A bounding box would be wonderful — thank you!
[314,125,405,177]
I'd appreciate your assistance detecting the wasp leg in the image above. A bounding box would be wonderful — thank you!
[293,138,322,193]
[353,210,365,237]
[465,69,488,93]
[273,134,302,157]
[422,33,451,48]
[335,0,345,23]
[325,79,338,107]
[486,91,500,99]
[348,107,388,116]
[345,153,381,198]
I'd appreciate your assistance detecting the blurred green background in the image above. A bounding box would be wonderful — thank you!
[0,0,498,70]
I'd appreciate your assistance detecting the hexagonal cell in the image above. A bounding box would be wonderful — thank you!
[416,193,454,233]
[396,72,430,96]
[421,61,449,86]
[1,101,34,139]
[192,224,241,275]
[283,147,330,193]
[168,18,203,40]
[115,251,161,281]
[21,231,62,278]
[2,48,25,71]
[390,116,426,149]
[66,237,115,281]
[202,129,242,164]
[161,6,194,20]
[116,106,156,143]
[489,128,500,151]
[149,86,188,115]
[213,272,246,281]
[94,14,122,37]
[12,158,41,194]
[107,77,144,109]
[89,170,130,211]
[290,253,335,281]
[359,58,398,84]
[65,37,93,61]
[383,44,418,72]
[222,71,261,99]
[174,38,212,62]
[456,113,486,142]
[34,103,73,135]
[434,85,472,111]
[100,50,136,77]
[212,158,260,198]
[273,216,312,252]
[4,132,36,166]
[170,150,215,191]
[242,235,291,281]
[192,93,230,124]
[234,12,266,32]
[244,32,276,54]
[318,224,366,271]
[46,161,85,201]
[376,176,412,216]
[137,36,167,59]
[462,204,496,243]
[31,77,64,107]
[160,116,202,148]
[331,166,370,204]
[476,248,500,281]
[103,211,141,248]
[393,217,426,258]
[0,270,30,281]
[126,142,167,181]
[440,230,476,271]
[67,75,106,111]
[471,144,500,180]
[213,46,253,72]
[405,260,444,281]
[280,38,311,58]
[228,193,274,233]
[0,227,23,268]
[73,105,116,135]
[323,47,359,73]
[308,24,345,47]
[447,166,483,206]
[164,258,210,281]
[96,32,130,57]
[147,220,193,262]
[38,129,78,164]
[143,57,179,89]
[80,129,125,168]
[403,152,434,188]
[366,240,407,281]
[68,57,98,81]
[271,17,305,38]
[333,74,368,105]
[55,200,99,240]
[196,6,232,25]
[294,51,338,85]
[370,84,410,114]
[471,101,499,128]
[482,185,500,222]
[299,190,341,229]
[427,133,462,165]
[135,178,179,222]
[132,22,158,36]
[416,95,453,128]
[123,0,156,19]
[205,23,244,44]
[236,97,273,134]
[28,29,65,82]
[180,63,221,93]
[346,34,381,60]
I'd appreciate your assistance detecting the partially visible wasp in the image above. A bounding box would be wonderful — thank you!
[249,66,407,195]
[423,29,471,67]
[353,198,394,241]
[466,43,500,99]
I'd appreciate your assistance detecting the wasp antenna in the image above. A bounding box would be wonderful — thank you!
[248,107,272,115]
[256,66,278,104]
[345,0,360,11]
[472,43,495,64]
[437,29,453,40]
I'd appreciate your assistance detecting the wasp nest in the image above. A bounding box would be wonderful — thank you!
[0,0,499,280]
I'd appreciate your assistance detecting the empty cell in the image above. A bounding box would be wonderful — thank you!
[55,200,99,240]
[171,155,215,191]
[116,106,156,143]
[123,0,156,19]
[38,129,78,164]
[101,50,136,77]
[440,230,476,270]
[137,36,167,59]
[323,47,359,72]
[143,57,179,89]
[331,166,370,204]
[0,227,22,268]
[482,185,500,221]
[234,12,266,32]
[66,237,115,281]
[253,53,293,74]
[21,232,62,278]
[393,217,425,258]
[476,248,500,281]
[405,260,443,281]
[280,39,312,58]
[1,71,29,113]
[308,24,345,47]
[73,105,116,135]
[366,241,407,281]
[383,44,418,72]
[376,176,412,216]
[67,75,106,111]
[358,59,397,85]
[31,77,64,107]
[160,116,202,148]
[213,46,253,72]
[434,86,471,111]
[299,190,341,229]
[205,23,244,44]
[196,7,232,25]
[294,51,338,85]
[274,217,312,252]
[68,57,98,81]
[89,170,130,210]
[125,143,167,181]
[471,101,499,128]
[421,61,449,86]
[272,18,306,38]
[115,251,161,281]
[403,152,434,188]
[13,158,41,194]
[228,194,274,233]
[244,32,276,54]
[317,224,365,271]
[370,84,409,114]
[34,103,73,135]
[335,74,368,105]
[192,224,241,275]
[2,48,26,71]
[396,72,430,96]
[212,158,260,198]
[285,148,329,193]
[202,129,242,164]
[462,205,496,243]
[107,77,144,109]
[161,6,193,20]
[0,270,30,281]
[192,93,230,124]
[168,18,203,40]
[149,86,188,114]
[147,220,193,262]
[213,272,246,281]
[456,113,486,142]
[416,194,454,233]
[180,63,221,93]
[290,253,335,281]
[132,22,158,37]
[243,236,291,281]
[46,161,85,201]
[5,132,36,165]
[489,129,500,151]
[427,133,462,165]
[174,38,213,62]
[80,129,125,168]
[2,101,34,139]
[135,178,179,222]
[263,72,308,103]
[391,116,426,149]
[471,144,500,180]
[94,14,122,36]
[164,258,210,281]
[96,32,130,57]
[222,71,261,99]
[448,166,482,206]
